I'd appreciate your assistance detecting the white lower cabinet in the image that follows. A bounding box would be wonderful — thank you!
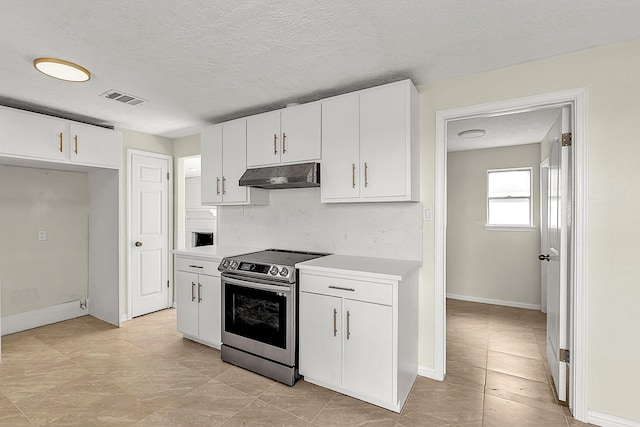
[299,269,417,412]
[176,256,221,348]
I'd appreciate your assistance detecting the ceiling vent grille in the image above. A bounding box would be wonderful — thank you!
[100,90,146,106]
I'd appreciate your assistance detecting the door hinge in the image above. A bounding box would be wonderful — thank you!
[167,172,170,180]
[167,280,170,288]
[562,132,572,147]
[560,348,570,363]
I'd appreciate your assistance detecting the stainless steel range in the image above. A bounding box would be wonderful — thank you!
[218,249,329,385]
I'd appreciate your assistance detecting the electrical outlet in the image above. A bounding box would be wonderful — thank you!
[38,230,47,241]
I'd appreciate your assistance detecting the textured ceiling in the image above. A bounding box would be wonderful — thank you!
[1,1,640,138]
[447,108,562,152]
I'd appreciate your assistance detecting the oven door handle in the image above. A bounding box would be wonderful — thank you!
[222,275,292,294]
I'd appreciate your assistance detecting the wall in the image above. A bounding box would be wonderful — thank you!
[118,128,173,321]
[218,188,423,261]
[447,144,541,307]
[0,166,88,316]
[419,39,640,421]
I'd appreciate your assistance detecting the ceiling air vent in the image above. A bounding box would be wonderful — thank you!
[100,90,146,106]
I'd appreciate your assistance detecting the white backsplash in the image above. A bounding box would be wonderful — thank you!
[218,188,422,261]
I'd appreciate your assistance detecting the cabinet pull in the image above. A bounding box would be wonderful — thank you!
[282,132,287,154]
[273,133,278,155]
[188,265,204,269]
[59,132,63,152]
[364,162,368,187]
[329,285,355,292]
[351,163,356,188]
[346,310,351,340]
[222,176,226,195]
[333,308,337,337]
[191,282,196,302]
[198,283,202,302]
[216,177,221,195]
[74,135,78,154]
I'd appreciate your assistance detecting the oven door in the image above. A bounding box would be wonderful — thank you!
[221,274,295,366]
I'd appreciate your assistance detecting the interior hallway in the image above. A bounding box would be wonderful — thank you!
[0,302,591,426]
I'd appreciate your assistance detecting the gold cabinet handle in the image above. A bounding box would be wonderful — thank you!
[273,133,278,155]
[333,308,337,337]
[216,177,221,195]
[59,132,63,152]
[198,283,203,303]
[364,162,368,188]
[191,282,196,302]
[222,176,226,195]
[351,163,356,188]
[346,310,351,340]
[74,135,78,154]
[282,132,287,154]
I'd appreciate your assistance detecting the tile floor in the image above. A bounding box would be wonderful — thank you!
[0,300,593,426]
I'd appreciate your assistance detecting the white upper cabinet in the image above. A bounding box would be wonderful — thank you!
[201,119,269,206]
[0,106,69,163]
[321,80,420,203]
[320,94,360,200]
[246,103,321,168]
[0,106,122,169]
[69,122,121,169]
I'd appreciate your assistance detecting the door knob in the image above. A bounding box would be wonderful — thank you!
[538,254,550,261]
[135,241,143,247]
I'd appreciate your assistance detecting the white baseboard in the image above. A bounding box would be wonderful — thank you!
[447,293,541,311]
[588,410,640,427]
[120,314,131,323]
[417,364,443,381]
[1,300,88,336]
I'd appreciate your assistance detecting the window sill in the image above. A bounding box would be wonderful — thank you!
[484,225,536,232]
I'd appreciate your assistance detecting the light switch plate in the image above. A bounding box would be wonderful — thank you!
[38,230,47,241]
[424,208,433,221]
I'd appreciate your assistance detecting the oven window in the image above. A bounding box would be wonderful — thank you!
[225,283,287,348]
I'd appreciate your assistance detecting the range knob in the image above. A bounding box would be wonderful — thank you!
[221,259,230,268]
[230,261,239,269]
[270,265,279,275]
[279,267,289,277]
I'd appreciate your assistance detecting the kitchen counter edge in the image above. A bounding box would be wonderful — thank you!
[296,254,421,282]
[172,246,262,261]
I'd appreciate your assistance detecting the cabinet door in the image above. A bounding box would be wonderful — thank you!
[197,274,221,346]
[176,271,200,337]
[280,103,321,164]
[69,122,121,169]
[343,299,393,403]
[320,94,360,201]
[221,119,248,204]
[246,111,281,167]
[0,106,67,162]
[359,83,408,199]
[299,292,342,386]
[201,124,223,204]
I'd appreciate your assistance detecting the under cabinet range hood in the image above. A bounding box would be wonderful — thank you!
[238,162,320,189]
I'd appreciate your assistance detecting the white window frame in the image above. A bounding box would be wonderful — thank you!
[485,167,534,231]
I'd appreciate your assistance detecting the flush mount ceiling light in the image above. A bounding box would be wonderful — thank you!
[33,57,91,82]
[457,129,486,139]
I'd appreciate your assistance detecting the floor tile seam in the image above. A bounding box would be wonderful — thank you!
[255,395,318,424]
[486,368,554,388]
[304,389,338,425]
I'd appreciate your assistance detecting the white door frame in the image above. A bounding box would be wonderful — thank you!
[434,88,588,421]
[540,157,549,314]
[126,149,174,321]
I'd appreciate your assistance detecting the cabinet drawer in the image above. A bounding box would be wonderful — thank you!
[300,273,392,306]
[176,257,220,276]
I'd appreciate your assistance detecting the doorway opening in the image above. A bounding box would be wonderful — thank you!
[434,89,588,422]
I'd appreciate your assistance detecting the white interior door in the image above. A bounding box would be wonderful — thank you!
[544,107,571,403]
[130,152,171,317]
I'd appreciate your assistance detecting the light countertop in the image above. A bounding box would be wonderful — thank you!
[296,254,421,282]
[172,245,262,261]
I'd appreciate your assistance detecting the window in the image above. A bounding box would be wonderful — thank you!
[486,168,532,228]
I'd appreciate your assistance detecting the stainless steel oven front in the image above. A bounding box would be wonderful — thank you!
[220,272,297,384]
